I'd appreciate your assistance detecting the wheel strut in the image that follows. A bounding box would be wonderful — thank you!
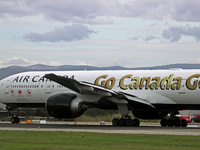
[7,106,20,124]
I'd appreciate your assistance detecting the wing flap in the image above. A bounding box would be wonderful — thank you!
[124,94,155,108]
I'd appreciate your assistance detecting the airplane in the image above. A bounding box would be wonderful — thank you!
[0,69,200,127]
[179,110,200,123]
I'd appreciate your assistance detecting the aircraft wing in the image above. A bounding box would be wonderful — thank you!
[44,73,154,108]
[44,73,117,96]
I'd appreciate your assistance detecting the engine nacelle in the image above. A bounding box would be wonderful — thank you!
[132,110,168,119]
[45,92,87,118]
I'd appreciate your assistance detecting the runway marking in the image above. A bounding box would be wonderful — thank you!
[187,125,198,127]
[0,122,200,136]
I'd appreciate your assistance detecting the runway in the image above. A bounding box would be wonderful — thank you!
[0,122,200,136]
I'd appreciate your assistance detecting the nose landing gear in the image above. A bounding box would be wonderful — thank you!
[11,116,20,124]
[7,106,20,124]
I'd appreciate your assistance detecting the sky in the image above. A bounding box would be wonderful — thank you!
[0,0,200,68]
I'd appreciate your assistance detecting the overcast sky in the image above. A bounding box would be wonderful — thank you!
[0,0,200,68]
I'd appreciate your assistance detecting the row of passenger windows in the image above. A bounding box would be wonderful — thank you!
[11,85,39,88]
[10,85,65,88]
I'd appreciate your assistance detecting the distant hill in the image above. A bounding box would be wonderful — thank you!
[0,63,200,80]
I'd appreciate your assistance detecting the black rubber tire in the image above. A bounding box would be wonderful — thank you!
[11,117,15,124]
[168,119,174,127]
[132,119,140,127]
[112,118,119,126]
[181,119,188,127]
[174,118,181,127]
[15,117,20,124]
[126,119,133,126]
[119,118,126,126]
[160,119,168,127]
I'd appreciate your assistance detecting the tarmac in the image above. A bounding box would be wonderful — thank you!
[0,121,200,136]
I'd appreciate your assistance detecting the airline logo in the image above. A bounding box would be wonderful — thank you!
[95,74,200,90]
[26,89,32,97]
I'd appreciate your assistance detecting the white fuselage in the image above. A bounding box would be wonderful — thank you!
[0,69,200,108]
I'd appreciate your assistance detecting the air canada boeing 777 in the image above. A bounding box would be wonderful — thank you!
[0,69,200,127]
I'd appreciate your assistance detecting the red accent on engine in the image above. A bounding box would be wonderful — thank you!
[180,116,192,123]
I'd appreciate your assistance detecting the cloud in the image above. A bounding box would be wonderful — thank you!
[144,35,158,41]
[162,25,200,42]
[129,35,158,41]
[129,25,200,42]
[49,61,63,66]
[172,0,200,22]
[94,59,134,68]
[23,24,96,42]
[0,0,35,18]
[1,0,200,23]
[1,57,29,66]
[76,60,93,66]
[28,0,115,24]
[149,23,158,27]
[72,17,114,25]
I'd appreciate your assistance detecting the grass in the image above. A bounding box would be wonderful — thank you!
[0,131,200,150]
[76,114,122,122]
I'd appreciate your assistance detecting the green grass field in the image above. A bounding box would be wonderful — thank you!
[0,131,200,150]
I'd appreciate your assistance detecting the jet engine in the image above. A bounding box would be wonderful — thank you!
[45,92,88,118]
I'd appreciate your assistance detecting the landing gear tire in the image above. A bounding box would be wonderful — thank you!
[161,117,187,127]
[132,119,140,127]
[119,118,126,126]
[11,117,20,124]
[112,116,140,127]
[11,117,15,124]
[160,119,168,127]
[174,118,181,127]
[168,119,174,127]
[126,119,133,126]
[15,117,20,124]
[7,106,20,124]
[181,119,188,127]
[112,118,119,126]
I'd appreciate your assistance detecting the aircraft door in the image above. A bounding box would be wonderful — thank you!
[4,80,11,94]
[45,82,54,94]
[178,79,189,103]
[179,79,186,94]
[114,79,120,92]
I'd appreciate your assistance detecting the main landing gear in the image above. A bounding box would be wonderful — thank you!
[7,106,20,124]
[160,112,188,127]
[112,115,140,126]
[160,118,188,127]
